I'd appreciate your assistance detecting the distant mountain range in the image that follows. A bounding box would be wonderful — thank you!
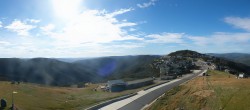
[1,50,250,86]
[208,53,250,66]
[55,58,92,63]
[0,58,99,86]
[0,55,159,86]
[74,55,160,80]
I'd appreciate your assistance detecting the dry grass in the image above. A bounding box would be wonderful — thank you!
[147,70,250,110]
[0,81,153,110]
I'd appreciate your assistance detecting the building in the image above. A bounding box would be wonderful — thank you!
[107,80,127,92]
[160,75,177,80]
[239,73,245,78]
[106,78,155,92]
[127,78,154,89]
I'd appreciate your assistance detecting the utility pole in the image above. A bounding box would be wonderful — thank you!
[12,91,17,110]
[12,91,14,110]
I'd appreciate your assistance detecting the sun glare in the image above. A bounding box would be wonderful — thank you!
[51,0,83,20]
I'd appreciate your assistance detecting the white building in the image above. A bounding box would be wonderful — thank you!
[239,73,245,78]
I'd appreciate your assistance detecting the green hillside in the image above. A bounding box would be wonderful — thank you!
[75,55,160,81]
[168,50,204,57]
[208,53,250,66]
[0,55,159,86]
[0,58,100,86]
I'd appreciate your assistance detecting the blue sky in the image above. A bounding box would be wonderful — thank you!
[0,0,250,58]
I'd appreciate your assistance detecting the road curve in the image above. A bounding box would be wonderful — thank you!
[100,70,206,110]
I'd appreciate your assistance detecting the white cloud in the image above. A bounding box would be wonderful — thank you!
[26,19,41,23]
[188,36,209,46]
[0,7,143,57]
[0,21,2,28]
[188,32,250,46]
[105,8,134,18]
[5,20,36,36]
[40,24,55,34]
[187,32,250,53]
[224,17,250,32]
[117,22,137,27]
[137,0,158,8]
[0,41,11,46]
[111,43,144,49]
[41,41,144,57]
[119,35,144,41]
[46,9,141,44]
[145,33,184,44]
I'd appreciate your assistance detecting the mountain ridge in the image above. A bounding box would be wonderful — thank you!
[1,50,250,86]
[0,55,160,86]
[207,53,250,66]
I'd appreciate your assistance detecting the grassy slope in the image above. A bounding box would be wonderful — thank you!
[0,82,149,110]
[147,70,250,110]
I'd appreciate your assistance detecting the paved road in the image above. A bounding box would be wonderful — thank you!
[100,70,206,110]
[119,70,205,110]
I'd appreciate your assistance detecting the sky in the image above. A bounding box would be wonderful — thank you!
[0,0,250,58]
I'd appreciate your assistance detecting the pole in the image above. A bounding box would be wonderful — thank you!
[11,91,18,110]
[12,91,14,110]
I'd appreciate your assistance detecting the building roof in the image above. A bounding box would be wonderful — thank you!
[127,78,153,85]
[107,80,126,86]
